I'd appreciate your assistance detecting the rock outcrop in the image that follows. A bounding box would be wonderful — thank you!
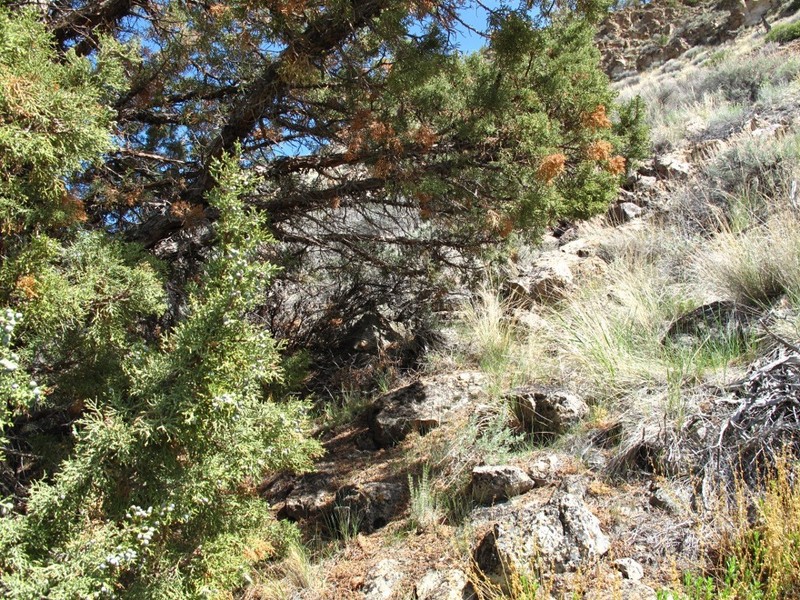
[504,249,607,306]
[596,0,782,80]
[473,483,610,583]
[471,465,536,505]
[370,371,485,447]
[507,385,589,439]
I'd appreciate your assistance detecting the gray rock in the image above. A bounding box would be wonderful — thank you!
[527,453,562,486]
[363,559,404,600]
[559,238,595,257]
[332,482,405,533]
[507,385,589,439]
[633,174,659,191]
[415,569,475,600]
[370,372,485,447]
[608,202,644,225]
[473,491,609,581]
[653,153,691,179]
[613,557,644,581]
[471,465,535,505]
[663,36,690,61]
[504,252,577,305]
[584,579,657,600]
[281,485,335,521]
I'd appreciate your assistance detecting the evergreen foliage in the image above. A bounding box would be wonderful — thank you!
[0,11,320,598]
[0,0,647,596]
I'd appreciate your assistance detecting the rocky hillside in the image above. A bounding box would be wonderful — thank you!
[597,0,791,79]
[249,5,800,599]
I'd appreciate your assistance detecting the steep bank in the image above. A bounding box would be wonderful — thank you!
[251,5,800,599]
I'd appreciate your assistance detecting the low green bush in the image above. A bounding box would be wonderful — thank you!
[766,20,800,44]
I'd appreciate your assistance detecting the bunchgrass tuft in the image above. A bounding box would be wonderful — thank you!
[694,208,800,307]
[461,284,515,375]
[408,464,444,532]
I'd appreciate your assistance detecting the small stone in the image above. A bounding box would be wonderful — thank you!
[527,454,562,486]
[607,202,643,225]
[471,465,535,505]
[415,569,475,600]
[363,559,404,600]
[634,175,659,191]
[613,557,644,581]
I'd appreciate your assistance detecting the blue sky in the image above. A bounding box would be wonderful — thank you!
[453,3,491,53]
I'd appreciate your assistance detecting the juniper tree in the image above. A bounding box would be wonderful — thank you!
[37,0,646,348]
[0,11,320,597]
[0,0,647,596]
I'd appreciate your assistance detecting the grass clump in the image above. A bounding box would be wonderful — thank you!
[408,464,444,532]
[766,21,800,44]
[550,255,692,400]
[694,208,800,306]
[664,454,800,599]
[461,285,515,375]
[315,386,373,430]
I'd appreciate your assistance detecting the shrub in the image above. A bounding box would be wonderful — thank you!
[705,133,800,199]
[665,454,800,599]
[0,11,322,598]
[766,20,800,44]
[698,48,800,104]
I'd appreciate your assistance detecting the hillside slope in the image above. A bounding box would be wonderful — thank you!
[251,5,800,599]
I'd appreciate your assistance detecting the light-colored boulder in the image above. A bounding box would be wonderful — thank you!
[363,559,404,600]
[504,251,578,304]
[415,569,475,600]
[471,465,536,505]
[370,371,485,447]
[473,492,610,581]
[528,453,562,486]
[653,153,691,179]
[613,557,645,581]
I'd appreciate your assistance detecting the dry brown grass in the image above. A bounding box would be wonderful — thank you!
[667,452,800,600]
